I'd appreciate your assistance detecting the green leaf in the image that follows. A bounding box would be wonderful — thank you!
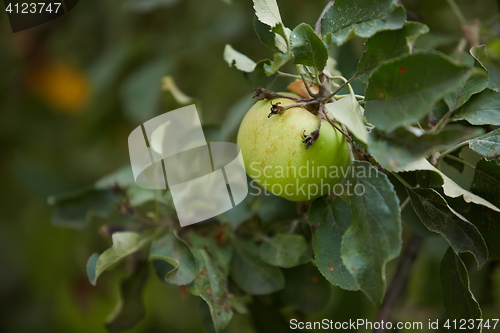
[279,263,331,313]
[217,193,254,229]
[389,158,500,213]
[444,47,489,110]
[442,146,465,173]
[105,262,149,333]
[341,161,402,304]
[252,0,283,31]
[307,197,358,291]
[365,52,471,132]
[415,33,457,50]
[356,22,429,80]
[161,76,197,107]
[290,23,328,71]
[149,231,196,286]
[254,15,279,52]
[223,45,257,73]
[397,169,444,189]
[49,187,120,230]
[263,51,292,76]
[190,232,233,276]
[452,88,500,125]
[325,94,368,143]
[271,22,291,53]
[471,44,488,63]
[128,185,168,208]
[94,166,173,208]
[231,239,285,295]
[468,129,500,163]
[243,59,278,87]
[255,191,297,224]
[388,173,438,238]
[252,0,290,53]
[259,234,311,268]
[321,0,406,46]
[87,231,155,286]
[471,159,500,208]
[447,196,500,260]
[407,188,488,268]
[121,59,168,123]
[368,125,484,169]
[187,248,234,332]
[95,166,135,189]
[440,248,482,329]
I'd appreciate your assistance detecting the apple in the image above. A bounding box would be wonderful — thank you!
[237,96,351,201]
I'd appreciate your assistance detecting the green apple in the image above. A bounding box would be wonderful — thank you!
[237,96,351,201]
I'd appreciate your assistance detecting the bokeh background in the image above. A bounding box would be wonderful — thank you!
[1,0,500,332]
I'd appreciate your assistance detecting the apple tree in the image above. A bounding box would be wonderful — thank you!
[50,0,500,332]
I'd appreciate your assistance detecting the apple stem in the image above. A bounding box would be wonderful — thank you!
[283,100,319,110]
[268,100,319,118]
[253,86,311,103]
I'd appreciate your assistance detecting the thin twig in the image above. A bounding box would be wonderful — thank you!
[445,0,467,25]
[374,234,424,333]
[303,65,316,80]
[439,140,469,157]
[433,64,483,131]
[315,70,321,86]
[316,108,322,130]
[321,105,353,143]
[323,75,358,102]
[300,74,320,98]
[342,124,355,162]
[441,154,476,170]
[315,0,335,37]
[253,86,312,102]
[284,100,319,110]
[391,172,415,189]
[334,94,365,100]
[277,71,314,82]
[400,196,410,211]
[330,75,349,84]
[274,94,311,102]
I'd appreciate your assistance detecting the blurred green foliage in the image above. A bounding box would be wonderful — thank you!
[1,0,500,332]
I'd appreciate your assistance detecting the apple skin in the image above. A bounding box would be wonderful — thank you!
[237,96,351,201]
